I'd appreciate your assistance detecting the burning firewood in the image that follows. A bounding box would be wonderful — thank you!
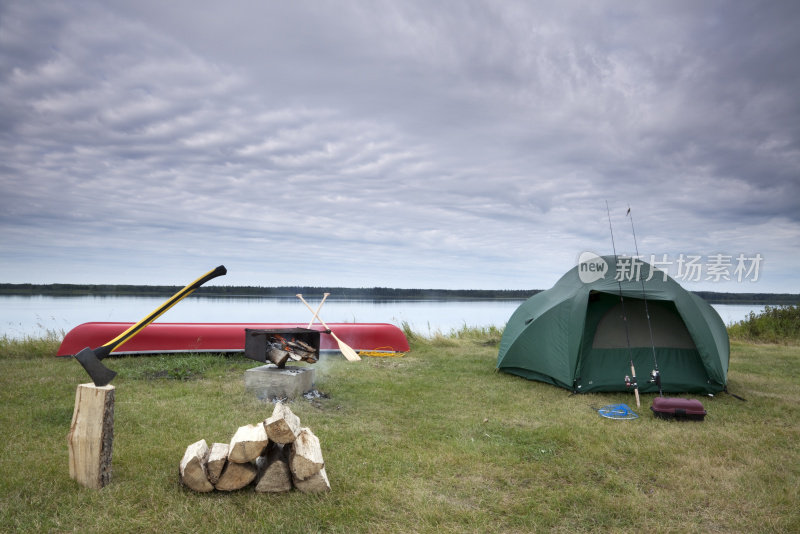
[284,340,317,362]
[244,328,321,367]
[285,339,313,356]
[267,336,316,366]
[300,351,318,363]
[266,345,290,366]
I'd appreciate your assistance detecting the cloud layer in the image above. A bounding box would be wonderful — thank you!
[1,1,798,291]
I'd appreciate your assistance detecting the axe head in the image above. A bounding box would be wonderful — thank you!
[75,347,117,387]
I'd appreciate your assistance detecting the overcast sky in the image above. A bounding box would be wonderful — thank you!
[1,1,798,293]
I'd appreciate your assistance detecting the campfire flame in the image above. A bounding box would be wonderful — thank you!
[274,334,291,351]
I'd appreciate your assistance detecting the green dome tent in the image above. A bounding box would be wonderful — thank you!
[497,255,729,394]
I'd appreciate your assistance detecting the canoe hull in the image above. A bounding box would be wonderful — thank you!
[57,322,410,356]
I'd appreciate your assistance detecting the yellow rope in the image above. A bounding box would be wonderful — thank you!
[358,346,406,357]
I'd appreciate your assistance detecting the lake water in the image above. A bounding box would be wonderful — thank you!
[0,295,765,340]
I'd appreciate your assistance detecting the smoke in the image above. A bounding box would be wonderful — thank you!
[307,350,341,382]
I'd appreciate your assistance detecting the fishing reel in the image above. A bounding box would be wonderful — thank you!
[649,369,664,396]
[649,369,661,387]
[624,375,637,389]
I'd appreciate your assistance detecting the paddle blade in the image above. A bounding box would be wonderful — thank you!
[330,332,361,361]
[75,347,117,386]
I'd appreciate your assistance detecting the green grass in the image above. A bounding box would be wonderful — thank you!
[0,329,65,359]
[728,304,800,344]
[0,329,798,533]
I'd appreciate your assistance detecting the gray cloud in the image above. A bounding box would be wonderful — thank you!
[1,0,798,291]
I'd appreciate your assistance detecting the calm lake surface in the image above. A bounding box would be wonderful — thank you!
[0,295,765,340]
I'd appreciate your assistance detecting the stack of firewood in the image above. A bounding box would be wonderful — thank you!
[179,403,330,493]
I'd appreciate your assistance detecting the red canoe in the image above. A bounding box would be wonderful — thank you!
[57,322,410,357]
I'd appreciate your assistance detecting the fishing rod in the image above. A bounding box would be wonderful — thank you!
[627,205,663,396]
[605,201,640,408]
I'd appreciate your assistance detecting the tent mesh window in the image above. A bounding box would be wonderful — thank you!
[591,298,696,349]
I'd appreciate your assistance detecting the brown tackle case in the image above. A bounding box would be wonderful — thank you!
[650,397,707,421]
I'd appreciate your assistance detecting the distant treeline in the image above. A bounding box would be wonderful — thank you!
[0,284,538,300]
[691,291,800,305]
[0,283,798,304]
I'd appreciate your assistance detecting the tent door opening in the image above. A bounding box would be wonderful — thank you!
[575,292,710,393]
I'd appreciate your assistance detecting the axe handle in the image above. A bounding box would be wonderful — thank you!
[99,265,227,356]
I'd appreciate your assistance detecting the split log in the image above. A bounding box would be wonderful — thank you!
[267,346,290,367]
[67,383,115,490]
[206,442,229,485]
[293,350,316,362]
[264,402,301,444]
[254,443,292,493]
[286,340,315,362]
[215,460,257,491]
[289,427,324,481]
[179,439,214,492]
[228,423,269,463]
[289,339,315,353]
[293,467,331,493]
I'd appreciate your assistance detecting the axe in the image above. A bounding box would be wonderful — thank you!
[74,265,227,386]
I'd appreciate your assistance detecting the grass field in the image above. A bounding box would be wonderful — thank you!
[0,329,798,533]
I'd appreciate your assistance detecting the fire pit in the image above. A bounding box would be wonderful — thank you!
[243,328,320,401]
[244,328,320,367]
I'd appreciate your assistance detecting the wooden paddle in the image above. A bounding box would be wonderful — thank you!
[296,294,361,362]
[306,292,330,328]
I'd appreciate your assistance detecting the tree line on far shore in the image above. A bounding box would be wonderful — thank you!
[0,283,798,304]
